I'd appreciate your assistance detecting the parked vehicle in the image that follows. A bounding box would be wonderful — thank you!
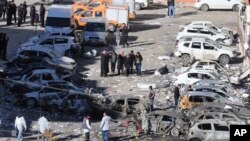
[46,4,72,34]
[194,0,243,12]
[121,110,189,137]
[16,46,76,71]
[176,26,233,46]
[188,119,230,141]
[175,37,239,66]
[83,18,108,45]
[21,35,80,58]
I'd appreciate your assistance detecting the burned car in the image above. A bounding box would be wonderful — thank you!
[121,110,189,137]
[93,95,150,118]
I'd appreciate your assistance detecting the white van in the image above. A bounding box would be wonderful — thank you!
[45,4,72,34]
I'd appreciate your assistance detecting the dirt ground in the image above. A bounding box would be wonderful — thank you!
[0,1,239,141]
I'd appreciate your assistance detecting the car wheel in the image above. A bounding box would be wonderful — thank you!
[134,3,141,11]
[127,122,137,136]
[65,50,73,58]
[219,54,230,65]
[170,127,179,137]
[181,54,190,67]
[27,98,37,108]
[108,23,116,32]
[200,4,209,11]
[233,4,239,12]
[190,137,202,141]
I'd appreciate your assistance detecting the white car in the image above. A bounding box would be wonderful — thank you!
[176,25,233,46]
[16,46,76,71]
[21,35,80,57]
[181,21,235,36]
[175,37,239,66]
[194,0,243,12]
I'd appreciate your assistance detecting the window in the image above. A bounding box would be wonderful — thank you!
[200,30,211,35]
[23,50,38,57]
[42,73,53,81]
[128,99,139,105]
[205,96,215,102]
[222,114,235,121]
[198,123,211,130]
[202,74,212,79]
[162,115,172,121]
[187,29,198,33]
[191,42,201,49]
[198,115,204,120]
[197,62,208,66]
[88,2,100,7]
[38,52,52,59]
[85,22,105,32]
[83,11,93,17]
[39,39,53,45]
[183,42,190,47]
[188,73,198,78]
[212,90,228,98]
[214,124,229,131]
[95,11,102,17]
[205,115,215,119]
[55,38,68,44]
[46,17,70,27]
[203,43,215,50]
[205,24,218,31]
[29,74,40,82]
[189,96,203,102]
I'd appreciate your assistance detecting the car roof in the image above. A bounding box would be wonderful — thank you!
[185,91,217,97]
[32,69,56,74]
[194,119,228,125]
[190,21,212,24]
[193,85,224,90]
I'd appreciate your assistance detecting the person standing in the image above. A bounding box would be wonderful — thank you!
[15,115,27,141]
[124,54,132,77]
[129,50,135,74]
[117,51,125,75]
[22,1,27,23]
[40,3,45,27]
[38,115,50,140]
[10,0,16,23]
[2,0,7,19]
[2,33,8,60]
[110,50,117,73]
[134,52,143,76]
[0,33,2,58]
[100,112,116,141]
[17,3,23,27]
[6,1,11,25]
[82,115,91,141]
[100,50,109,77]
[174,85,180,108]
[148,86,155,112]
[167,0,175,18]
[115,25,121,47]
[121,23,129,47]
[30,4,36,26]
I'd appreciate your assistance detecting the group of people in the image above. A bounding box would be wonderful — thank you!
[0,32,9,60]
[100,50,143,77]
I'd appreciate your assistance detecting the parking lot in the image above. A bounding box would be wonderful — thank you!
[0,1,247,141]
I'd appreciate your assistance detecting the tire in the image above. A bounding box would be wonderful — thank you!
[108,23,116,32]
[127,122,137,136]
[65,50,73,58]
[233,4,239,12]
[27,98,37,108]
[134,3,141,11]
[219,54,230,65]
[200,4,209,12]
[190,137,202,141]
[181,54,191,67]
[170,127,179,137]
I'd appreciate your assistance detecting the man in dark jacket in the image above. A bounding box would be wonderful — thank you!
[129,50,135,74]
[40,4,45,27]
[121,23,129,47]
[124,54,132,77]
[100,50,109,77]
[110,50,117,73]
[174,85,180,108]
[22,1,27,23]
[167,0,175,18]
[17,3,23,27]
[1,0,8,20]
[148,86,155,112]
[2,33,8,60]
[6,1,11,25]
[10,0,16,23]
[30,4,36,26]
[117,51,125,75]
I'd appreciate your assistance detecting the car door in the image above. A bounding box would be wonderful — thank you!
[54,38,69,55]
[213,124,230,140]
[190,42,203,59]
[41,73,55,84]
[187,73,200,84]
[38,38,54,49]
[26,73,42,88]
[147,114,160,133]
[197,123,214,141]
[159,115,173,133]
[203,42,217,60]
[222,0,234,9]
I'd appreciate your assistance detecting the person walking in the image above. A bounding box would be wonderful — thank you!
[40,3,45,27]
[30,4,36,26]
[22,1,27,23]
[100,112,117,141]
[115,25,121,47]
[1,33,8,60]
[17,3,23,27]
[121,23,129,47]
[110,50,117,73]
[100,50,109,77]
[38,115,50,141]
[10,0,16,23]
[167,0,175,18]
[82,115,91,141]
[174,85,180,108]
[148,86,155,112]
[117,51,125,75]
[129,50,135,74]
[15,114,27,141]
[134,52,143,76]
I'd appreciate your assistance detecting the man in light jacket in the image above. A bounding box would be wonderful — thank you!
[15,115,27,141]
[82,115,91,141]
[38,116,50,140]
[100,112,117,141]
